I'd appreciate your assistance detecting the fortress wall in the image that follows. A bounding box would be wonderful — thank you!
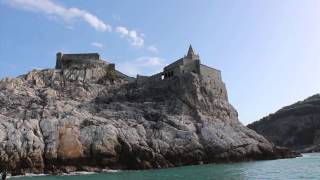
[62,53,100,61]
[136,75,150,84]
[149,73,163,81]
[63,59,104,65]
[60,59,105,70]
[136,73,163,85]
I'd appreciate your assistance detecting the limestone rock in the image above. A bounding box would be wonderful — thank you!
[0,62,299,175]
[248,94,320,153]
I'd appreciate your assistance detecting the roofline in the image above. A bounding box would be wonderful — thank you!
[59,52,100,55]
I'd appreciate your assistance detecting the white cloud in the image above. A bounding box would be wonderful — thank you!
[91,42,104,49]
[2,0,111,32]
[147,45,159,53]
[118,56,165,76]
[2,0,160,50]
[116,26,144,47]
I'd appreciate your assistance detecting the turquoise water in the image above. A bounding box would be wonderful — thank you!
[13,153,320,180]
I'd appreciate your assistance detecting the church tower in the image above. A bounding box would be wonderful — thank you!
[186,45,200,60]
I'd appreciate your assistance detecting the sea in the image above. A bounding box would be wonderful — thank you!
[11,153,320,180]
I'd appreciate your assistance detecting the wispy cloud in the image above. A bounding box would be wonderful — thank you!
[147,45,159,53]
[118,56,165,76]
[91,42,104,49]
[116,26,144,47]
[2,0,111,32]
[2,0,160,50]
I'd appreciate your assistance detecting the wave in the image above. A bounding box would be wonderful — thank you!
[9,173,48,179]
[7,170,121,179]
[102,169,121,173]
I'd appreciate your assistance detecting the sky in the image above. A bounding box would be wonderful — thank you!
[1,0,320,125]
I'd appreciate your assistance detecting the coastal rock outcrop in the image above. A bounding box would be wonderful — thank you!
[0,56,298,175]
[248,94,320,153]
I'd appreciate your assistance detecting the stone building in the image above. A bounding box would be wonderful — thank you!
[54,52,133,82]
[139,45,223,84]
[55,52,113,70]
[135,45,228,100]
[162,45,222,82]
[54,47,223,89]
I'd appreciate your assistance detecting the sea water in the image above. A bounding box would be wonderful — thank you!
[12,153,320,180]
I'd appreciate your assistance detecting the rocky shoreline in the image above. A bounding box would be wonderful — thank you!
[0,58,300,176]
[248,94,320,153]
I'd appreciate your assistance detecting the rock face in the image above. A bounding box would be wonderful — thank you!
[0,62,298,175]
[248,94,320,153]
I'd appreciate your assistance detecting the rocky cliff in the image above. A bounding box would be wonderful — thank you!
[0,62,298,175]
[248,94,320,153]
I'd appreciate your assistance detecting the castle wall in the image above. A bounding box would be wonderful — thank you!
[62,53,100,61]
[136,75,150,84]
[56,53,104,70]
[136,73,163,85]
[200,64,222,82]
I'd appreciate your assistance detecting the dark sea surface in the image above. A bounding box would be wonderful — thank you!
[12,153,320,180]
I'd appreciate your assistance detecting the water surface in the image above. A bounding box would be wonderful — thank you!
[14,153,320,180]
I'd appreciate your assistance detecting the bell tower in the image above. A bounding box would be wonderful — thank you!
[186,45,199,60]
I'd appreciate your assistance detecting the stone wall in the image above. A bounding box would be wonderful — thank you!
[136,73,163,85]
[163,57,200,79]
[200,64,227,100]
[62,53,100,61]
[164,58,184,70]
[200,64,222,82]
[56,53,105,70]
[181,59,200,74]
[136,75,150,85]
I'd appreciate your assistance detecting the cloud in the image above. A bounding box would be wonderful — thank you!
[118,56,165,76]
[2,0,111,32]
[91,42,104,49]
[2,0,158,50]
[116,26,144,47]
[147,45,159,53]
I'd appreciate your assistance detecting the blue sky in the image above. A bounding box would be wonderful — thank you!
[1,0,320,125]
